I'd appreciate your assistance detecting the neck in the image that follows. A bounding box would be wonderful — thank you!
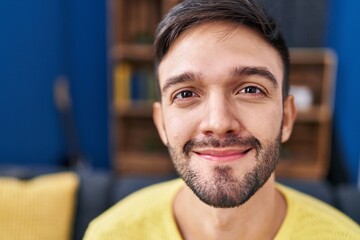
[173,174,286,240]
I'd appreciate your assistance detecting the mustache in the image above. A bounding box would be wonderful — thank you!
[183,135,261,156]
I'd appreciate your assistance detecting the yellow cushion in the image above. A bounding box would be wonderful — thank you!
[0,172,79,240]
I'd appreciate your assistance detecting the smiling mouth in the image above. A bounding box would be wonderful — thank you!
[193,148,253,162]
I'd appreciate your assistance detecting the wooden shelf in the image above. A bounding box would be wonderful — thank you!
[290,48,336,65]
[116,152,175,175]
[276,160,326,180]
[296,105,331,123]
[115,101,153,118]
[112,44,154,61]
[109,0,181,177]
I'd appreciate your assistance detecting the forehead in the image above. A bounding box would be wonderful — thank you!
[158,21,283,88]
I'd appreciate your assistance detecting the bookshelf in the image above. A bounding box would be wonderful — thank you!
[110,0,181,175]
[109,1,337,179]
[276,48,337,180]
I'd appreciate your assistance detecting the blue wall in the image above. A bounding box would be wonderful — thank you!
[65,0,110,168]
[0,0,66,165]
[0,0,109,168]
[327,0,360,183]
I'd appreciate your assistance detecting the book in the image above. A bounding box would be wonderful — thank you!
[114,62,131,109]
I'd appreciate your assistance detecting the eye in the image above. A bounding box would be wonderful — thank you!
[174,90,198,100]
[239,86,264,95]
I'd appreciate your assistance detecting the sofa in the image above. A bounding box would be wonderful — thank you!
[0,166,359,240]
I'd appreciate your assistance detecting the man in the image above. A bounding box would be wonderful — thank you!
[85,0,360,239]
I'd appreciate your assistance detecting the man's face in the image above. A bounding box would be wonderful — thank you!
[154,22,295,208]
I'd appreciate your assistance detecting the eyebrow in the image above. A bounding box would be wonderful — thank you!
[161,72,201,94]
[161,65,278,94]
[231,66,278,88]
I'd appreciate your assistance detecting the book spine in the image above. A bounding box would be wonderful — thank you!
[115,62,159,107]
[114,62,131,109]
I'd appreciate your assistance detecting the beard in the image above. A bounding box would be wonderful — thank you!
[168,131,282,208]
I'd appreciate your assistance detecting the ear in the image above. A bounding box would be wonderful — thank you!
[153,101,168,146]
[281,95,297,143]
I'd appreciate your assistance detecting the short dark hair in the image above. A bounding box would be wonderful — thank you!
[154,0,290,98]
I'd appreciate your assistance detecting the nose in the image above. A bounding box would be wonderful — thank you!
[198,94,241,138]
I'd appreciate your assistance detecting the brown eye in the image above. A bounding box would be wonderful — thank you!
[243,86,261,94]
[238,86,265,96]
[175,90,196,99]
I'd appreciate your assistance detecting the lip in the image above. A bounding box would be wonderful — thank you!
[193,148,252,162]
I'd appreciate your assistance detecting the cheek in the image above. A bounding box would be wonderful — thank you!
[241,104,283,140]
[163,109,198,145]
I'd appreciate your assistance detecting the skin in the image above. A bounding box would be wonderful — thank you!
[153,22,297,240]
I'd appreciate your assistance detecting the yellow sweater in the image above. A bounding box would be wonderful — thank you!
[84,179,360,240]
